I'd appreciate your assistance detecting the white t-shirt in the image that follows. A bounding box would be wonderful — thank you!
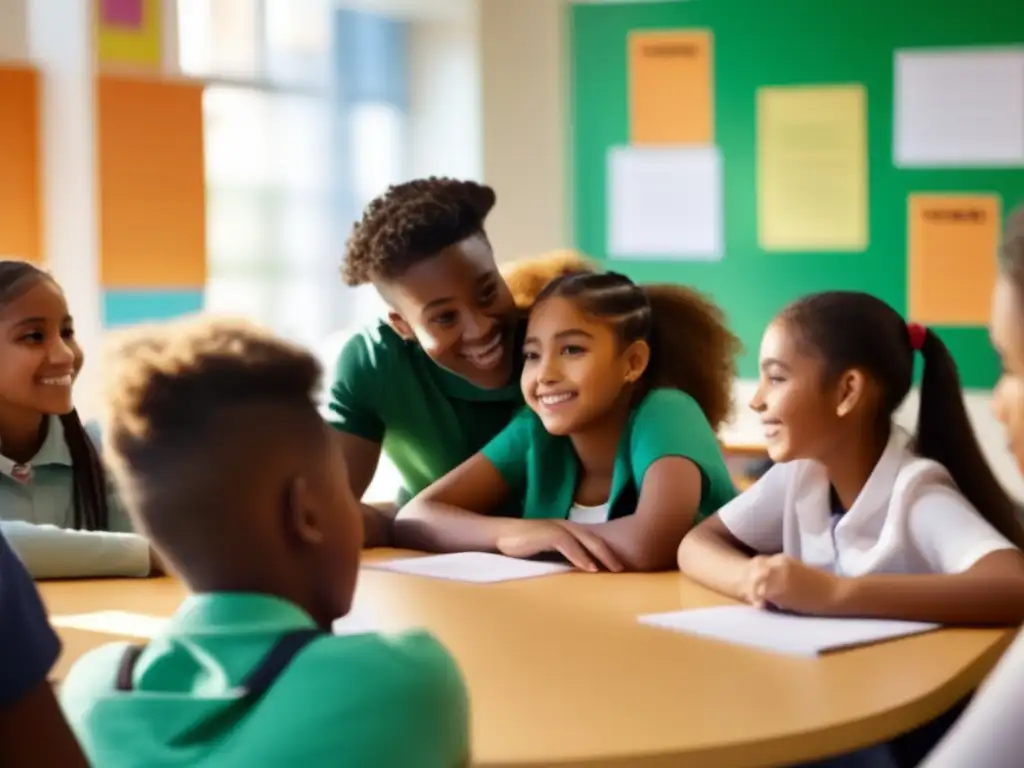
[569,501,611,525]
[716,427,1017,576]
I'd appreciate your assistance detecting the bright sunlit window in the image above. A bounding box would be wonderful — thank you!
[177,0,407,348]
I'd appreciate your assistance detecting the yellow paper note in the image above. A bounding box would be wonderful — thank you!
[908,194,1000,325]
[629,29,713,145]
[95,0,162,70]
[757,85,868,251]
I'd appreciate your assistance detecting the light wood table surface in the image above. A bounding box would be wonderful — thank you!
[41,549,1014,768]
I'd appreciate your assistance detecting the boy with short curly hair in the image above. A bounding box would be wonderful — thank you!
[59,316,469,768]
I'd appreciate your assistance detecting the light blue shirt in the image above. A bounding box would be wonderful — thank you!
[0,415,150,579]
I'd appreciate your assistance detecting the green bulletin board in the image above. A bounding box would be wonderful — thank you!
[571,0,1024,388]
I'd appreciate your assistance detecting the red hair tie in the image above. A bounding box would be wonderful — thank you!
[907,322,927,352]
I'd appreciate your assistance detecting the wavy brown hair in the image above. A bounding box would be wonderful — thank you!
[532,271,739,429]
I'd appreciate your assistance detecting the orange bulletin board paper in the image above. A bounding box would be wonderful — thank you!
[0,66,42,265]
[96,0,162,69]
[98,76,206,288]
[908,194,1000,326]
[628,29,713,145]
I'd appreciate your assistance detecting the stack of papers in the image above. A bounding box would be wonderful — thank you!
[365,552,572,583]
[639,605,939,657]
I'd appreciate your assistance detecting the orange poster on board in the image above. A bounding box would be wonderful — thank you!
[908,194,1000,326]
[0,66,41,264]
[628,29,713,146]
[97,75,206,288]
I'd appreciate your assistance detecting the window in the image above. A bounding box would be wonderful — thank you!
[177,1,408,349]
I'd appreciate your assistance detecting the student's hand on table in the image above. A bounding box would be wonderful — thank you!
[744,554,842,614]
[496,520,624,573]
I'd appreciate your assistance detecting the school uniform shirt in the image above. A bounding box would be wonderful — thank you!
[324,321,524,506]
[717,426,1017,576]
[0,414,150,579]
[59,593,470,768]
[0,529,61,707]
[481,388,737,523]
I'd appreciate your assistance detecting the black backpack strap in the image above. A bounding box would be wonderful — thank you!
[237,628,324,700]
[115,628,321,705]
[115,644,146,692]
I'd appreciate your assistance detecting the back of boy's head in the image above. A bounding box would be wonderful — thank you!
[534,271,739,430]
[342,177,496,286]
[101,316,359,598]
[780,290,1024,547]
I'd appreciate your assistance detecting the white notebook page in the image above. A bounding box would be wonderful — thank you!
[366,552,572,583]
[639,605,940,657]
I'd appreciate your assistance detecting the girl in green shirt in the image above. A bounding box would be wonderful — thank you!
[395,271,740,572]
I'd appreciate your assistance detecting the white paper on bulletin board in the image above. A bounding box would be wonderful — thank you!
[894,47,1024,167]
[607,145,723,259]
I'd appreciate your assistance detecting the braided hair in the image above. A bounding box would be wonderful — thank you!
[532,271,739,430]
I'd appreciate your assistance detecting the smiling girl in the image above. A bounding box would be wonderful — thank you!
[328,178,592,545]
[394,271,739,572]
[0,261,156,578]
[677,290,1024,625]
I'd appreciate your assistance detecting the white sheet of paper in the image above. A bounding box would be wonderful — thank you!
[607,145,723,259]
[366,552,572,583]
[639,605,940,657]
[331,608,380,636]
[52,610,167,639]
[895,47,1024,167]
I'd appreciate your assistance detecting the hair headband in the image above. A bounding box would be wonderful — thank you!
[907,322,927,352]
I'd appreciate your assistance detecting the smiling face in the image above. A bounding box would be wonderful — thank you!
[384,234,518,389]
[521,296,648,436]
[750,320,854,463]
[990,274,1024,472]
[0,276,82,418]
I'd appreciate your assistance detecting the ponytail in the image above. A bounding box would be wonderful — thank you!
[916,330,1024,548]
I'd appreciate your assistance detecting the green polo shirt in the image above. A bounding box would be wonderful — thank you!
[60,593,469,768]
[481,388,736,522]
[325,321,524,505]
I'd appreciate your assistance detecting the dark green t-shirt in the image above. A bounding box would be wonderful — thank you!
[325,322,524,504]
[481,388,737,522]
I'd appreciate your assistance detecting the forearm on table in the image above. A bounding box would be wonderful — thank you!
[1,521,151,579]
[393,502,517,554]
[830,573,1024,625]
[676,526,755,599]
[588,517,681,572]
[361,502,396,548]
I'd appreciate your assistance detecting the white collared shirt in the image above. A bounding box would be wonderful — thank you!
[717,427,1017,576]
[0,415,150,578]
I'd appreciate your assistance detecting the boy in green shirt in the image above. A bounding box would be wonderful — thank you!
[60,317,469,768]
[327,178,524,544]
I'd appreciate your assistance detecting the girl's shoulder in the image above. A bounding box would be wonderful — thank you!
[633,387,704,423]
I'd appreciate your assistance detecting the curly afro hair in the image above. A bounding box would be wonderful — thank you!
[342,177,497,286]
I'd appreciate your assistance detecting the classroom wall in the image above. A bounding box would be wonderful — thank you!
[479,0,572,264]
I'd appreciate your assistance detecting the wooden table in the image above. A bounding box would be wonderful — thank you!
[41,549,1014,768]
